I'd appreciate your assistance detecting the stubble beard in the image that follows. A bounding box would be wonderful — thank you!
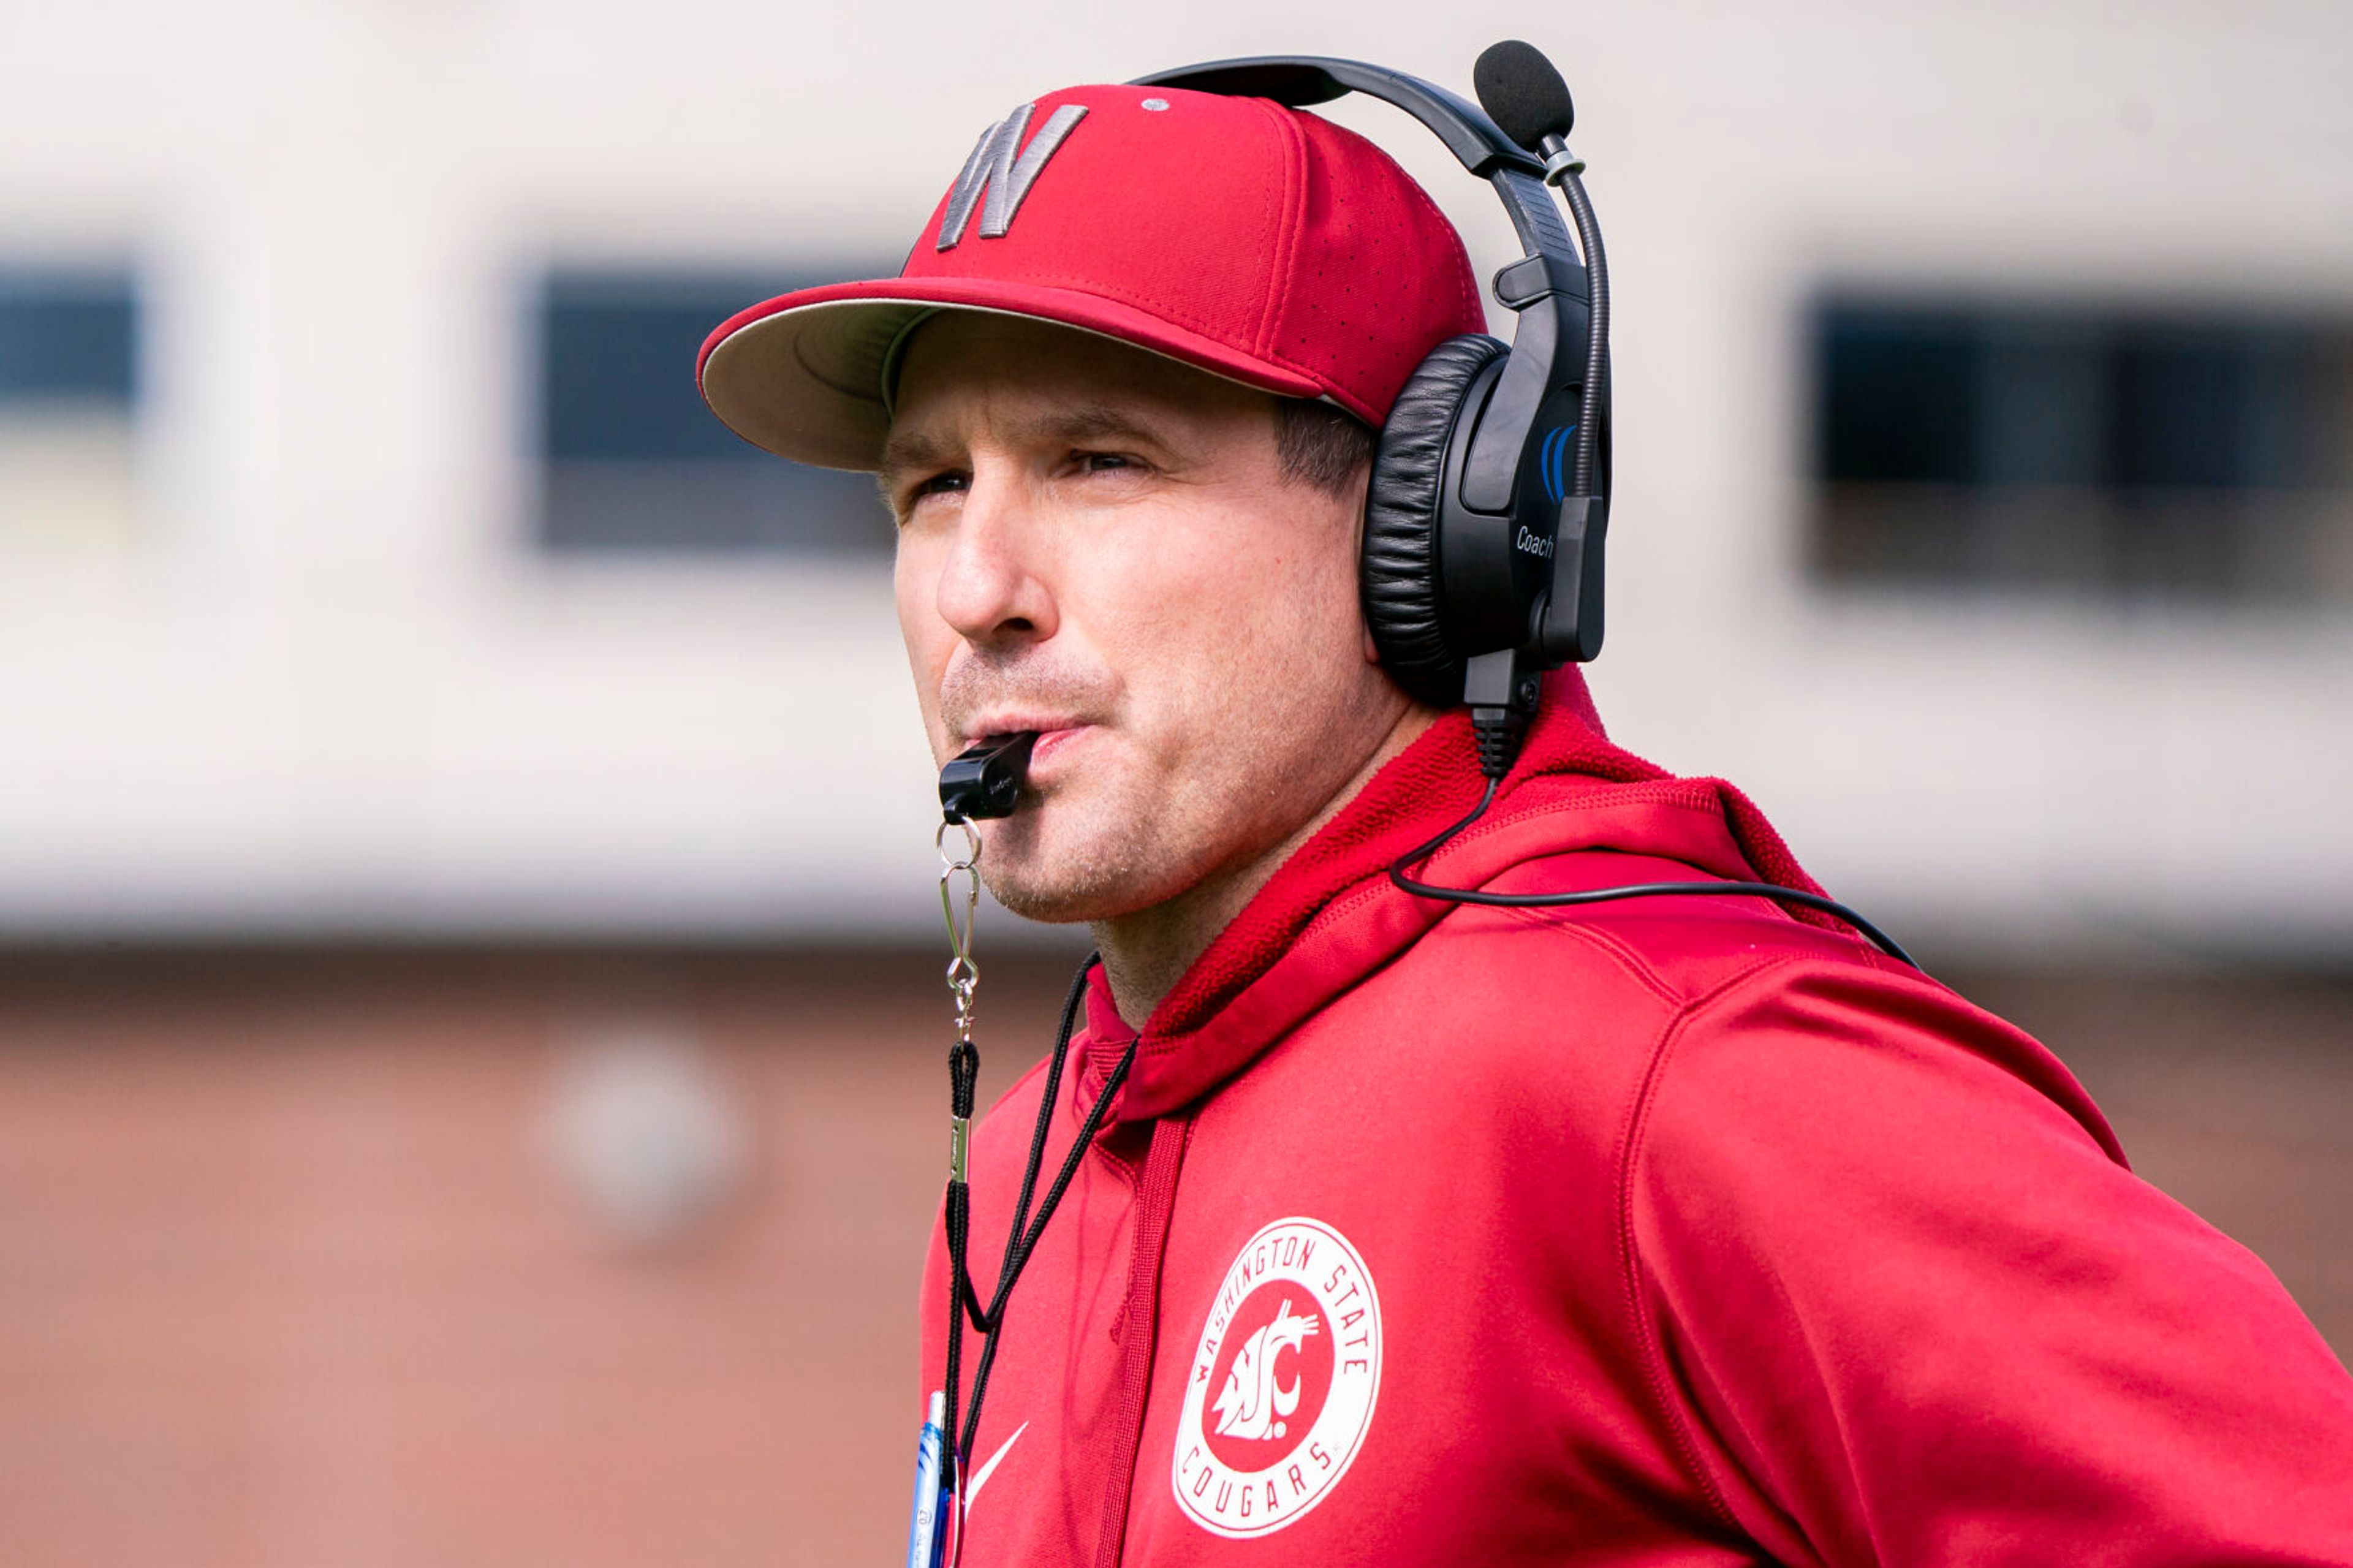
[974,773,1167,925]
[976,732,1316,931]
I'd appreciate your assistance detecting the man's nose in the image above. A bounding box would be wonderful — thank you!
[933,462,1057,647]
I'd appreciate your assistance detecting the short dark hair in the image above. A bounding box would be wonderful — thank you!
[1274,398,1376,498]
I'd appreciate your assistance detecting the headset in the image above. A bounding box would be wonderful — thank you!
[1141,42,1611,778]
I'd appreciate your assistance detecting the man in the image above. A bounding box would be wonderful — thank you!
[699,72,2353,1566]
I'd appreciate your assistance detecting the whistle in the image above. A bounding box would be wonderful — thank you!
[939,732,1037,823]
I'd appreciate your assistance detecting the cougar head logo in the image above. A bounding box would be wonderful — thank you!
[1210,1297,1320,1442]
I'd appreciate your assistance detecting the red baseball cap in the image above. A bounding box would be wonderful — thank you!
[697,83,1485,470]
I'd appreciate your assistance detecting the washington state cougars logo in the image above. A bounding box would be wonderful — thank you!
[1213,1298,1319,1440]
[1172,1218,1381,1538]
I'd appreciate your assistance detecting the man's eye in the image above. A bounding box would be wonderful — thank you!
[1077,451,1135,474]
[911,471,969,501]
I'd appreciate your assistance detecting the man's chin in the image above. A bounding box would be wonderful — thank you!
[979,855,1151,925]
[977,819,1165,926]
[980,880,1119,926]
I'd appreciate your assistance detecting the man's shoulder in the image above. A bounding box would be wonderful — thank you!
[1373,843,1921,1047]
[1335,865,2113,1155]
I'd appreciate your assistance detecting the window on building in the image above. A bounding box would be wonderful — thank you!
[0,271,138,547]
[1809,299,2353,602]
[537,270,892,555]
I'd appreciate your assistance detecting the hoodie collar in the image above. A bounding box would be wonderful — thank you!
[1080,669,1836,1123]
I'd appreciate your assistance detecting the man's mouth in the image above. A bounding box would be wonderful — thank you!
[963,719,1091,770]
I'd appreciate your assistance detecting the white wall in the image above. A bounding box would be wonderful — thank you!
[0,0,2346,955]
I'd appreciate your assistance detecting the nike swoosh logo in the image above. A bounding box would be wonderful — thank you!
[965,1421,1029,1510]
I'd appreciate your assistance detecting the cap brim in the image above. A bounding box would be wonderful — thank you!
[697,276,1339,472]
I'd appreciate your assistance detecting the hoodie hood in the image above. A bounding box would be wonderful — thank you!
[1083,669,1843,1123]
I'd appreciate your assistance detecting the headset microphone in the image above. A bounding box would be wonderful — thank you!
[1472,40,1612,680]
[1472,39,1575,150]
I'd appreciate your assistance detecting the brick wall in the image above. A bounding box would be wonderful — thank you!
[0,951,2341,1566]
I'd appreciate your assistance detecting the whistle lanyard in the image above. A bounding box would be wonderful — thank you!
[928,823,1139,1566]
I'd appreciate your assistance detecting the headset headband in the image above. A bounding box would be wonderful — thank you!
[1135,58,1537,174]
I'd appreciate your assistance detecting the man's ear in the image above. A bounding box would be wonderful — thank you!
[1345,466,1379,667]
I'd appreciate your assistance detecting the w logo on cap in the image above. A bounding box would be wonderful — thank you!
[937,101,1089,251]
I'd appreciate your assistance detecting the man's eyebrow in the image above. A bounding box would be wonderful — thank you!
[879,403,1176,484]
[884,419,974,480]
[875,431,926,485]
[1015,404,1168,450]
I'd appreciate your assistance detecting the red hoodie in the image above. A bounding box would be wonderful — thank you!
[920,674,2353,1566]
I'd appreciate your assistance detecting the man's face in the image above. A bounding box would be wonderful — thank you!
[884,314,1412,924]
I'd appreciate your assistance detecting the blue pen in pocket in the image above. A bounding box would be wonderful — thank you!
[905,1390,949,1568]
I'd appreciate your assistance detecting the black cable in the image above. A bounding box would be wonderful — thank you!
[942,964,1082,1485]
[1390,778,1920,969]
[956,1036,1135,1465]
[993,959,1096,1319]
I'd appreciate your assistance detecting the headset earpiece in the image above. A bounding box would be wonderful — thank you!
[1361,335,1508,707]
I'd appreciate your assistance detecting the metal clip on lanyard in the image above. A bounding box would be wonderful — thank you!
[941,817,984,1192]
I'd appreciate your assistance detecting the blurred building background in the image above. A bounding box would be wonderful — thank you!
[0,1,2346,1564]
